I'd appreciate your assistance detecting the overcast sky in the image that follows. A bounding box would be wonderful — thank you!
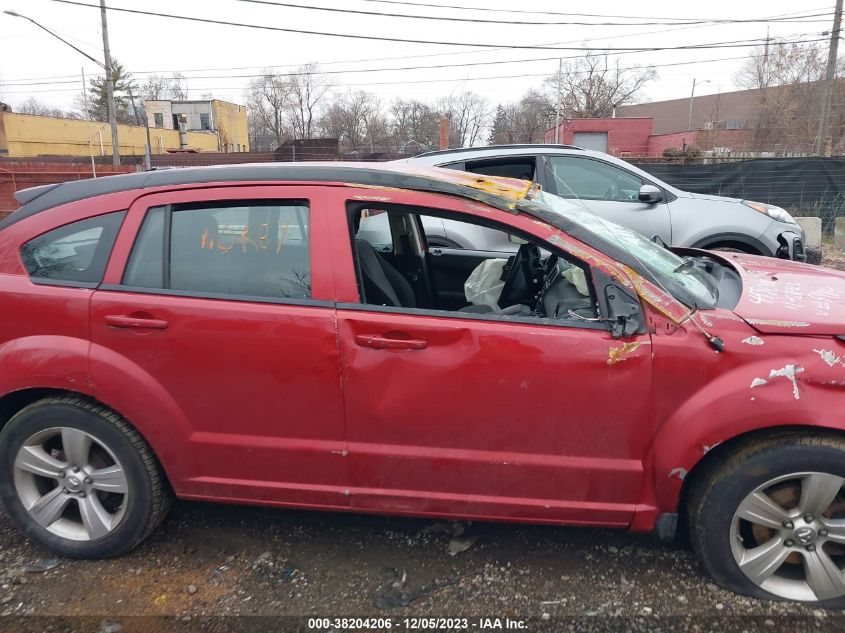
[0,0,836,112]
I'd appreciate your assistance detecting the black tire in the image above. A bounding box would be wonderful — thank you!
[708,243,761,255]
[688,434,845,607]
[0,396,171,558]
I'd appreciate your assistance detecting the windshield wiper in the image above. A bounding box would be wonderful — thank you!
[673,257,695,273]
[651,234,669,249]
[671,256,720,305]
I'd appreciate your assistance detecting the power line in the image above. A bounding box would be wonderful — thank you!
[0,19,742,83]
[0,53,757,87]
[354,0,834,22]
[6,58,840,95]
[4,6,828,83]
[43,0,828,52]
[231,0,834,27]
[3,33,826,88]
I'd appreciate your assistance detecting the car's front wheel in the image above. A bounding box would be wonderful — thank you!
[689,435,845,606]
[0,396,170,558]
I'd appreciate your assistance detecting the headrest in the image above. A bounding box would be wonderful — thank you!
[175,212,219,249]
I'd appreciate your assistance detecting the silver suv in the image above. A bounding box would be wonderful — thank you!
[396,144,806,260]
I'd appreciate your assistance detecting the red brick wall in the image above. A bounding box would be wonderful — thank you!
[0,162,136,217]
[545,118,654,156]
[647,131,698,156]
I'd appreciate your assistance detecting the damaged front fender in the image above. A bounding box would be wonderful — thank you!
[643,333,845,517]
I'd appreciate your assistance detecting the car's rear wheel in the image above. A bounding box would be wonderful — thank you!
[689,435,845,606]
[0,396,170,558]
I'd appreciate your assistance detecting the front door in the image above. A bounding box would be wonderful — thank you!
[546,155,672,244]
[331,190,654,526]
[89,186,349,508]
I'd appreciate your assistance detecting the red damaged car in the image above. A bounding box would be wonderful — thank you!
[1,164,845,605]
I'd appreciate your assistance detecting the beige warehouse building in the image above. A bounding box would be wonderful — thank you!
[144,99,249,153]
[0,97,249,158]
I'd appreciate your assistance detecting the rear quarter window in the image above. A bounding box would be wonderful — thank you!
[20,211,126,285]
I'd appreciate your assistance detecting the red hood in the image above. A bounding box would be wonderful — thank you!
[727,253,845,335]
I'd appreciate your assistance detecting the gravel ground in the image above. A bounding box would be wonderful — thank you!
[822,243,845,271]
[2,246,845,632]
[2,500,845,632]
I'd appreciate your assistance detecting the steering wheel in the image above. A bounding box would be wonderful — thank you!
[602,184,618,200]
[498,243,543,309]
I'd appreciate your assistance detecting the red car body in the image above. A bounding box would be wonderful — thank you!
[0,165,843,537]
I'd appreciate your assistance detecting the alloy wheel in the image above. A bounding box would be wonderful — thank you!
[12,427,128,541]
[731,471,845,602]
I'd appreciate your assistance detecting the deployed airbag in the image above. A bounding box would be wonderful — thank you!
[464,258,508,313]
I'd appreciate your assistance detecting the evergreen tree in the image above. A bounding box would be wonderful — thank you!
[78,59,140,124]
[488,104,509,145]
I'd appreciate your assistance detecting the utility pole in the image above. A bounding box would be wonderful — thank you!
[100,0,120,166]
[554,58,562,144]
[82,67,87,103]
[816,0,843,155]
[126,87,152,170]
[688,78,710,131]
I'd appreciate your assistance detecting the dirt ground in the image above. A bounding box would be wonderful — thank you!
[3,246,845,632]
[2,500,845,632]
[822,242,845,271]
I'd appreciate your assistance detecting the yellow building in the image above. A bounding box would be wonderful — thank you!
[0,109,219,158]
[144,99,250,152]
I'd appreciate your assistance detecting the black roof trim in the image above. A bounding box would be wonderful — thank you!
[414,144,583,158]
[0,163,528,231]
[13,182,62,206]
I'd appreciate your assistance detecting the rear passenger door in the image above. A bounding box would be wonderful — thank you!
[89,186,349,508]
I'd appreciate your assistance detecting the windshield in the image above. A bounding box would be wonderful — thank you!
[533,190,718,309]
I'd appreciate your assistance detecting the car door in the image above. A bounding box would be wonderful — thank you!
[329,187,654,526]
[545,154,673,244]
[89,185,350,508]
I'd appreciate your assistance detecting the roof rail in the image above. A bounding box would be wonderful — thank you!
[414,143,584,158]
[0,163,535,231]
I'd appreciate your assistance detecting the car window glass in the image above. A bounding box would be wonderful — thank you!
[124,207,165,287]
[549,156,642,202]
[20,211,126,284]
[464,159,535,182]
[123,201,311,300]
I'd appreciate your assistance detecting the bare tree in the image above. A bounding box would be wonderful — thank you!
[141,73,188,101]
[507,90,554,143]
[285,63,332,139]
[13,97,72,118]
[544,51,656,118]
[437,89,490,147]
[389,98,440,151]
[321,90,384,150]
[734,40,832,152]
[245,70,292,146]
